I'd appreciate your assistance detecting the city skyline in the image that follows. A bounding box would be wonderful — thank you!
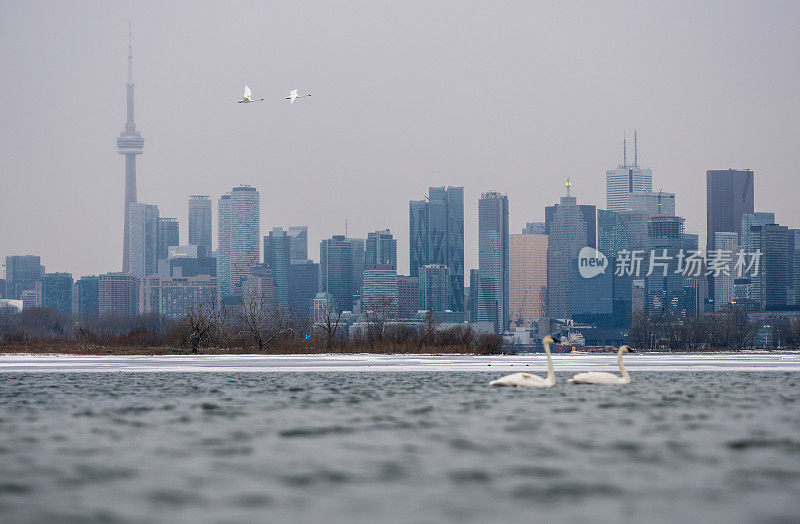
[2,2,800,279]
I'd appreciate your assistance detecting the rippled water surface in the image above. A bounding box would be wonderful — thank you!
[1,372,799,523]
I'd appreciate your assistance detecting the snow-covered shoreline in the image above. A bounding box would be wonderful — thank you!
[2,352,800,373]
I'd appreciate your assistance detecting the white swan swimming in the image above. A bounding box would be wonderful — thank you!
[286,89,311,104]
[238,85,264,103]
[489,335,557,388]
[569,345,633,385]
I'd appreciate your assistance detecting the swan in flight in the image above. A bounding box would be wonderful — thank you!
[238,85,264,103]
[286,89,311,104]
[569,345,634,385]
[489,335,557,388]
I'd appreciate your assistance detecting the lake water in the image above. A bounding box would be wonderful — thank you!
[1,361,800,522]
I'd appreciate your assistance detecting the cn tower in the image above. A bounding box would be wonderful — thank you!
[116,24,144,273]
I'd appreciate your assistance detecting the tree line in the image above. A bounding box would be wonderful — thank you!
[0,293,503,355]
[628,307,800,350]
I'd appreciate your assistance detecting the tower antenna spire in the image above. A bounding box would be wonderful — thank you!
[127,21,133,84]
[623,132,627,167]
[634,129,638,166]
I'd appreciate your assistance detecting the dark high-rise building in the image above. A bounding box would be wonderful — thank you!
[366,229,397,270]
[5,255,42,300]
[646,216,687,314]
[409,186,465,311]
[188,196,212,258]
[706,169,754,251]
[117,29,145,273]
[349,237,365,305]
[597,209,629,259]
[288,226,308,262]
[158,218,179,261]
[751,223,790,310]
[263,227,292,308]
[288,260,319,318]
[320,235,354,311]
[397,275,419,319]
[468,269,479,323]
[36,273,73,314]
[477,191,509,333]
[75,276,100,320]
[546,184,596,319]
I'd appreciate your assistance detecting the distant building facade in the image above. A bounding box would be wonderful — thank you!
[128,202,159,276]
[99,273,140,316]
[366,229,397,270]
[140,275,217,318]
[419,264,451,312]
[5,255,42,300]
[706,169,754,251]
[509,232,548,326]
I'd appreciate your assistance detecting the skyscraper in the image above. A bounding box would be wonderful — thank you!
[128,202,159,276]
[605,134,653,212]
[419,264,452,312]
[627,190,676,218]
[646,216,687,314]
[158,218,179,261]
[477,191,509,333]
[320,235,354,311]
[349,237,365,305]
[750,223,790,310]
[409,186,465,311]
[741,212,775,253]
[75,276,100,320]
[362,267,398,311]
[713,232,738,311]
[117,27,145,273]
[366,229,397,270]
[99,273,140,316]
[509,232,548,326]
[288,260,319,318]
[397,275,419,319]
[706,169,754,251]
[5,255,42,300]
[217,186,260,295]
[546,184,596,319]
[188,196,212,258]
[287,226,308,262]
[36,273,73,314]
[263,227,291,308]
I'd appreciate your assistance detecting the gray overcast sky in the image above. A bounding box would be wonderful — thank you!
[2,0,799,278]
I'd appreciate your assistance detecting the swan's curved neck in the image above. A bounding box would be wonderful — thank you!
[617,348,630,382]
[544,341,554,382]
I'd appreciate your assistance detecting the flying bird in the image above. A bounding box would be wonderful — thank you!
[286,89,311,104]
[238,85,263,103]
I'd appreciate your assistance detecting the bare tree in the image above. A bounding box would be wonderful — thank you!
[363,295,396,344]
[181,295,224,353]
[0,305,18,342]
[316,300,343,351]
[238,291,297,350]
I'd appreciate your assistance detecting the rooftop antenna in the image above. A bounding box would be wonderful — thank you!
[634,129,638,166]
[623,132,627,167]
[345,219,348,237]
